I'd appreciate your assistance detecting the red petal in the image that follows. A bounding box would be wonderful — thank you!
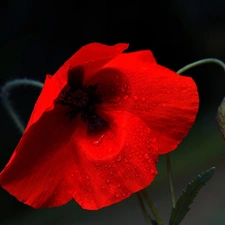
[0,105,79,208]
[65,109,159,210]
[26,43,128,131]
[87,50,199,154]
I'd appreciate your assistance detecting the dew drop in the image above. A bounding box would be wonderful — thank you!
[116,155,122,162]
[92,135,104,146]
[133,96,138,101]
[146,128,151,133]
[144,153,150,159]
[152,137,156,143]
[106,179,110,184]
[111,95,121,103]
[115,193,120,198]
[123,95,129,100]
[141,97,146,101]
[121,83,127,93]
[151,169,155,174]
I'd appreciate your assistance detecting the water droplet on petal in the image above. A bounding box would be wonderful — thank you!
[106,179,110,184]
[92,135,104,146]
[115,193,120,198]
[144,153,150,159]
[121,83,127,92]
[141,97,146,101]
[123,95,129,100]
[111,95,121,103]
[151,169,155,174]
[133,96,138,101]
[116,155,122,162]
[152,138,156,143]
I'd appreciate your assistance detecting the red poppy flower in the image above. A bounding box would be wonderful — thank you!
[0,43,199,210]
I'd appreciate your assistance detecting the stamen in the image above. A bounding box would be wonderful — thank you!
[56,67,108,133]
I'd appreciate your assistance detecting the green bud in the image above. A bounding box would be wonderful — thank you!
[217,97,225,138]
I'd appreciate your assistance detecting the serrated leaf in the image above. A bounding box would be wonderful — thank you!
[169,167,215,225]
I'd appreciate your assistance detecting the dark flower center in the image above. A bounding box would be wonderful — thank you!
[56,66,108,133]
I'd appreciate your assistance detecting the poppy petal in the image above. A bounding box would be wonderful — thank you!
[26,43,128,131]
[0,105,80,208]
[65,109,159,210]
[87,50,199,154]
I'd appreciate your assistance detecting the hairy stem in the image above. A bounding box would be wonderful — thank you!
[1,79,43,133]
[136,193,153,225]
[177,58,225,74]
[141,189,164,225]
[166,154,176,208]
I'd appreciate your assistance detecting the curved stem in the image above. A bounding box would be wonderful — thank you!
[177,58,225,74]
[166,154,176,208]
[1,79,43,133]
[165,58,225,208]
[141,189,164,225]
[136,193,153,225]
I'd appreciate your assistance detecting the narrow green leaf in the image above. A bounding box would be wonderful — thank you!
[169,167,215,225]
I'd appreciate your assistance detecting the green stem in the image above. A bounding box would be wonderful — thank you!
[166,154,176,208]
[177,58,225,74]
[141,189,164,225]
[1,79,43,133]
[170,58,225,206]
[136,193,153,225]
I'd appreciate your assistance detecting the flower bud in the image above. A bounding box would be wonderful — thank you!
[217,97,225,138]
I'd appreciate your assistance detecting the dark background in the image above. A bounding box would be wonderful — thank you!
[1,1,225,225]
